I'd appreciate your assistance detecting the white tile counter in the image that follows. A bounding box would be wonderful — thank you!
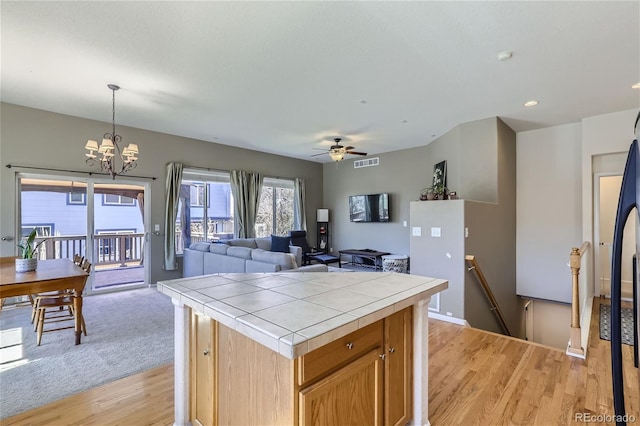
[158,271,447,359]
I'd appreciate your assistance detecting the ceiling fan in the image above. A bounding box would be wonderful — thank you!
[311,138,368,162]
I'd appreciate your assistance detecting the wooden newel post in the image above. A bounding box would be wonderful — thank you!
[567,246,585,358]
[570,247,581,328]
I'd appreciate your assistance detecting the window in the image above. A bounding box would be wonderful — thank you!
[175,171,234,254]
[67,192,86,205]
[190,183,205,207]
[103,194,136,206]
[21,224,54,238]
[255,178,294,238]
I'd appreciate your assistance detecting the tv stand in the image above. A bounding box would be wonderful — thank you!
[339,249,390,271]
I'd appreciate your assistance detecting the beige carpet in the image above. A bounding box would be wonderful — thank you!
[0,287,174,419]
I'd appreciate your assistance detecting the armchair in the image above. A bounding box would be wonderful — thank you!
[289,230,314,265]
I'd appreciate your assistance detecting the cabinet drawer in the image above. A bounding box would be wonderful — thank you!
[299,320,383,386]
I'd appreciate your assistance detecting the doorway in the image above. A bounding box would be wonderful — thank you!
[595,173,634,300]
[17,175,150,293]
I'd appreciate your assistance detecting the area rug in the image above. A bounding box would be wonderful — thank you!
[0,287,174,419]
[599,304,634,346]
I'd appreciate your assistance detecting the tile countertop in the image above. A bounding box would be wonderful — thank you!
[158,271,448,360]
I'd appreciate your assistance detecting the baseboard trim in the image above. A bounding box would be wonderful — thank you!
[428,312,469,327]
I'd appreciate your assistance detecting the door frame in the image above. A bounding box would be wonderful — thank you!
[15,172,151,295]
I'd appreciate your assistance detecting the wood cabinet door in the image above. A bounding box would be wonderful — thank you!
[191,313,216,426]
[299,348,383,426]
[384,307,413,426]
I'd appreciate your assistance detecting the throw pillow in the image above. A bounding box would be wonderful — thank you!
[271,235,290,253]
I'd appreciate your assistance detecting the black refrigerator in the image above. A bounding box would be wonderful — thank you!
[610,112,640,425]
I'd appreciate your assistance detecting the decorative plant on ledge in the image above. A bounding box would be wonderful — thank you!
[16,228,44,272]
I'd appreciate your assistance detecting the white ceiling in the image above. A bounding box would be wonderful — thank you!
[2,1,639,163]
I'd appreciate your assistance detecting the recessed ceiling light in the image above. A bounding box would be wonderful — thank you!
[524,100,538,107]
[359,99,368,104]
[497,51,513,62]
[633,82,640,89]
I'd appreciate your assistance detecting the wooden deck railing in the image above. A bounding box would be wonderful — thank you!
[465,255,512,336]
[567,241,591,358]
[35,233,144,268]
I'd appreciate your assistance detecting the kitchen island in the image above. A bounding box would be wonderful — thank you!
[158,271,447,426]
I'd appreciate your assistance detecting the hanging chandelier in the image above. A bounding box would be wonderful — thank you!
[85,84,139,179]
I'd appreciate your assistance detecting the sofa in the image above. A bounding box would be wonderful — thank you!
[183,237,328,277]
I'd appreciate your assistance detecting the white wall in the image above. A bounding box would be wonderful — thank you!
[516,108,639,304]
[516,123,582,302]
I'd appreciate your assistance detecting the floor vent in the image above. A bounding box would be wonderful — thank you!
[354,157,379,168]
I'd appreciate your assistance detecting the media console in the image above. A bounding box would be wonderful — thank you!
[339,249,390,271]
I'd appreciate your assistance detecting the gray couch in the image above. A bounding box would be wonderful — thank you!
[183,237,328,277]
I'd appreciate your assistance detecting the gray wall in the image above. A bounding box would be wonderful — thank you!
[410,200,466,319]
[408,118,518,336]
[0,103,323,284]
[323,116,504,259]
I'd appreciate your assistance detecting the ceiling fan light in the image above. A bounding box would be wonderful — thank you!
[329,151,344,161]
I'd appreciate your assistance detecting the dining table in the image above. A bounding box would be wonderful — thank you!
[0,258,89,344]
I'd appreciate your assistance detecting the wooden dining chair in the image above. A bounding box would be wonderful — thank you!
[30,255,86,323]
[34,260,91,345]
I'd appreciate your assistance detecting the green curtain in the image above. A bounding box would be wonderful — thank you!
[293,178,307,231]
[163,162,183,270]
[230,170,263,238]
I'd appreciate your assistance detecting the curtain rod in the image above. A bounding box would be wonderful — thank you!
[5,164,157,180]
[180,163,293,181]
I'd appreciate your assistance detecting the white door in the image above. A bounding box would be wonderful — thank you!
[596,174,635,299]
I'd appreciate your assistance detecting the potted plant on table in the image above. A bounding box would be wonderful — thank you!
[16,228,44,272]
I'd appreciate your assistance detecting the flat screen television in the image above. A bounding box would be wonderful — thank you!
[349,193,390,222]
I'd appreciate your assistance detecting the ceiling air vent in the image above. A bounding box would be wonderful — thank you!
[354,157,379,169]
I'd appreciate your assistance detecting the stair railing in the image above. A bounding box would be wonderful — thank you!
[567,241,590,358]
[465,255,512,336]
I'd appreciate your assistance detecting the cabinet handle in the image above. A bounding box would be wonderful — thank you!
[346,343,354,350]
[388,347,395,353]
[203,349,209,356]
[379,353,386,360]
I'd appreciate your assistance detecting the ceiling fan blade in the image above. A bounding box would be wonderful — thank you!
[346,151,368,156]
[312,147,328,151]
[344,146,355,151]
[310,152,328,157]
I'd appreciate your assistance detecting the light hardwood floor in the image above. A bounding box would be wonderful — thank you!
[2,364,174,425]
[3,298,637,425]
[429,298,639,425]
